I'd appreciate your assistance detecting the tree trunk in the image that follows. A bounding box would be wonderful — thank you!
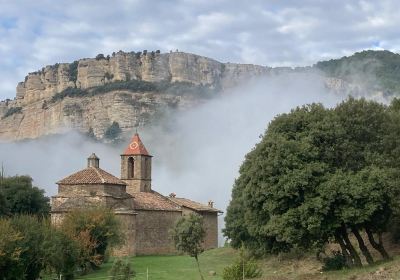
[195,256,204,280]
[335,232,353,267]
[365,227,390,260]
[351,227,374,265]
[341,225,362,267]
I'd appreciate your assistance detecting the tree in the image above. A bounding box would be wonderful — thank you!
[61,207,123,272]
[172,213,206,280]
[42,226,81,280]
[104,121,122,142]
[0,175,50,217]
[0,218,23,279]
[224,98,399,268]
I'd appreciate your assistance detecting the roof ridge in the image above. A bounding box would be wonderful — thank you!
[91,166,106,183]
[153,190,182,209]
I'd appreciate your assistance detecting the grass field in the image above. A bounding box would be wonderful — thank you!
[77,248,237,280]
[73,247,400,280]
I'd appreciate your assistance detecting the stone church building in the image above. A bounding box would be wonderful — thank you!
[50,133,222,256]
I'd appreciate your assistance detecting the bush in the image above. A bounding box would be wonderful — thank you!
[222,249,262,280]
[68,61,79,82]
[109,259,135,280]
[2,107,22,119]
[104,121,122,141]
[322,251,347,271]
[96,54,106,60]
[222,260,262,280]
[50,87,86,103]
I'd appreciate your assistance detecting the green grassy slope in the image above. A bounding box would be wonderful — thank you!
[73,247,400,280]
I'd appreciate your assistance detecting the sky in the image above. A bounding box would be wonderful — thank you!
[1,0,400,100]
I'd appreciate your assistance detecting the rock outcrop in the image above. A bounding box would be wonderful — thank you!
[0,50,360,141]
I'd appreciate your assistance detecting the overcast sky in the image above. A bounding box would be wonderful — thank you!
[1,0,400,100]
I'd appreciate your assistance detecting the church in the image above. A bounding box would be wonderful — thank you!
[50,133,222,256]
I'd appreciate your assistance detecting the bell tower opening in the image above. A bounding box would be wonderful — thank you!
[120,133,152,194]
[128,157,134,178]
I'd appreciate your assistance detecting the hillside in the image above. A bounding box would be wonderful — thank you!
[1,50,399,141]
[314,50,400,96]
[50,247,400,280]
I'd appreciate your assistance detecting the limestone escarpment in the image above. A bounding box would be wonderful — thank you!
[0,90,196,140]
[0,50,363,141]
[0,51,275,141]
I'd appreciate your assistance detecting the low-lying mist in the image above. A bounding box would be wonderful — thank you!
[0,73,345,243]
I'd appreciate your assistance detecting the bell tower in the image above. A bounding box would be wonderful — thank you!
[121,133,152,194]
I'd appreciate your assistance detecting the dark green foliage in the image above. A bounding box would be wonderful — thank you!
[50,87,86,103]
[2,107,22,119]
[322,251,347,271]
[315,50,400,95]
[104,121,122,141]
[105,72,114,80]
[43,227,80,280]
[49,81,217,105]
[0,175,50,217]
[68,61,79,82]
[96,54,106,60]
[224,98,400,268]
[109,259,136,280]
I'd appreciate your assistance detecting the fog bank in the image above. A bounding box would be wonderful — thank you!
[0,73,345,243]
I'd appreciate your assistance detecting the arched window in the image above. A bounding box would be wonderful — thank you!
[144,157,148,178]
[128,157,134,178]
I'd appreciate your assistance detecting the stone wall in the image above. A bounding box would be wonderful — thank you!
[135,210,181,255]
[201,212,219,249]
[113,212,136,256]
[58,183,127,197]
[181,207,219,250]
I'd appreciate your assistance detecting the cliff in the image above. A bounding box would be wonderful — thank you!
[0,50,380,141]
[0,51,275,141]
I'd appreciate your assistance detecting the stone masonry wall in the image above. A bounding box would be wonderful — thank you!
[135,210,181,255]
[113,212,136,256]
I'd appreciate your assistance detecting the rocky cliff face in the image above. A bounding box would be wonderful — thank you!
[0,50,361,141]
[0,51,275,141]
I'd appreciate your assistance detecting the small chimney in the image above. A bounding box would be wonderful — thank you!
[87,153,99,168]
[208,200,214,208]
[169,193,176,198]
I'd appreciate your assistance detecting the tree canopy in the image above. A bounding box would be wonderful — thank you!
[0,175,50,217]
[224,98,400,267]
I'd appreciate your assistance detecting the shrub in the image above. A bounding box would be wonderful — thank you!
[96,54,106,60]
[222,259,262,280]
[50,87,86,103]
[322,251,347,271]
[104,121,122,141]
[109,259,135,280]
[2,107,22,119]
[68,61,79,82]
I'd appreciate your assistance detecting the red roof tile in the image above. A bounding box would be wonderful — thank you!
[122,133,150,156]
[57,167,127,185]
[168,197,223,213]
[133,191,181,211]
